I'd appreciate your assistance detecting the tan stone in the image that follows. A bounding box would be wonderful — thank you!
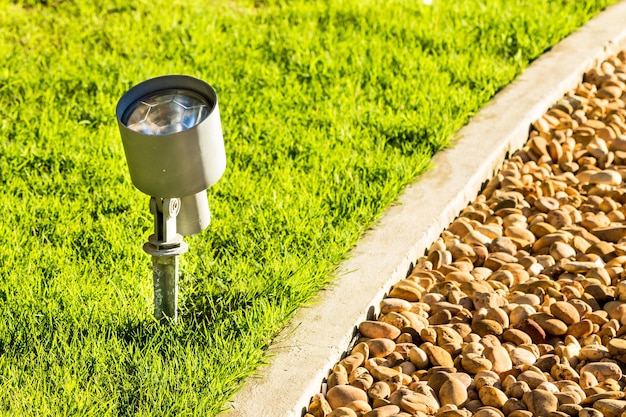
[502,397,527,416]
[379,312,410,331]
[388,283,422,302]
[448,219,474,238]
[340,353,365,374]
[408,346,429,369]
[350,372,374,391]
[327,369,349,389]
[549,301,580,325]
[563,259,604,273]
[549,209,574,228]
[359,321,401,340]
[436,409,473,417]
[362,405,401,417]
[478,386,508,408]
[370,366,401,382]
[589,170,622,186]
[592,399,626,417]
[351,342,370,361]
[503,329,533,345]
[473,407,507,417]
[461,353,492,374]
[368,381,391,401]
[533,231,573,252]
[505,226,536,243]
[508,411,533,417]
[505,380,531,399]
[517,370,547,389]
[522,389,558,417]
[550,241,576,260]
[439,377,468,407]
[604,301,626,321]
[514,318,546,345]
[484,345,513,374]
[580,362,623,383]
[309,393,333,417]
[327,385,369,409]
[436,326,464,346]
[344,400,372,415]
[422,343,454,368]
[471,319,503,337]
[530,222,557,238]
[509,347,537,366]
[327,407,358,417]
[380,298,412,314]
[579,344,610,361]
[608,338,626,360]
[567,319,594,338]
[393,390,440,414]
[484,307,509,328]
[591,225,626,243]
[530,313,568,336]
[367,339,396,358]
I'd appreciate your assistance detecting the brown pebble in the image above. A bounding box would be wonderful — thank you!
[503,328,533,345]
[367,339,396,358]
[478,386,508,408]
[422,343,454,368]
[309,393,333,417]
[472,319,503,337]
[515,319,547,343]
[362,405,401,417]
[607,337,626,361]
[380,298,412,314]
[592,399,626,417]
[579,408,603,417]
[327,385,369,409]
[473,407,507,417]
[531,313,568,336]
[367,381,391,401]
[439,377,468,407]
[549,301,580,325]
[508,411,533,417]
[589,170,622,185]
[327,408,358,417]
[462,354,492,374]
[567,319,594,338]
[592,225,626,243]
[580,362,623,383]
[530,222,557,237]
[359,321,402,340]
[344,400,372,415]
[523,389,558,417]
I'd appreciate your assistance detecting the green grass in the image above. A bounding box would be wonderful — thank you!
[0,0,619,414]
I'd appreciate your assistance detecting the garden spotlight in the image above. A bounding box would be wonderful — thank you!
[116,75,226,322]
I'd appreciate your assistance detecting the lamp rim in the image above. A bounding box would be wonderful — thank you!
[116,75,219,137]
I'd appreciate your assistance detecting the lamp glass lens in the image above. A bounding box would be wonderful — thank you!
[124,89,210,135]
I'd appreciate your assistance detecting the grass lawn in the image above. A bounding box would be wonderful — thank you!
[0,0,619,414]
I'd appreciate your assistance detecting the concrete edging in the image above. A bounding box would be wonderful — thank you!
[224,2,626,416]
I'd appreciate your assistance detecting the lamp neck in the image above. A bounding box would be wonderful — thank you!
[144,196,188,256]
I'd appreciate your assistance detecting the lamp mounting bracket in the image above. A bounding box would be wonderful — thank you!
[144,196,188,256]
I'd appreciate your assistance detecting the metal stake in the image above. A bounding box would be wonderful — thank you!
[151,255,178,320]
[143,197,188,322]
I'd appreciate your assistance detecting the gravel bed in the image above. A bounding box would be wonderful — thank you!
[305,50,626,417]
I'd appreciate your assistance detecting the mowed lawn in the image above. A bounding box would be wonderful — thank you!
[0,0,619,415]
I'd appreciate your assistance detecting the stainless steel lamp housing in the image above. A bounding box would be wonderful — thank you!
[115,75,227,321]
[116,75,226,199]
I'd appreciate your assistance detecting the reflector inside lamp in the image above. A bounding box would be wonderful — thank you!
[123,89,209,135]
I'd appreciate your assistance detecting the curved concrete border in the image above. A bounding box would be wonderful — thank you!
[224,2,626,416]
